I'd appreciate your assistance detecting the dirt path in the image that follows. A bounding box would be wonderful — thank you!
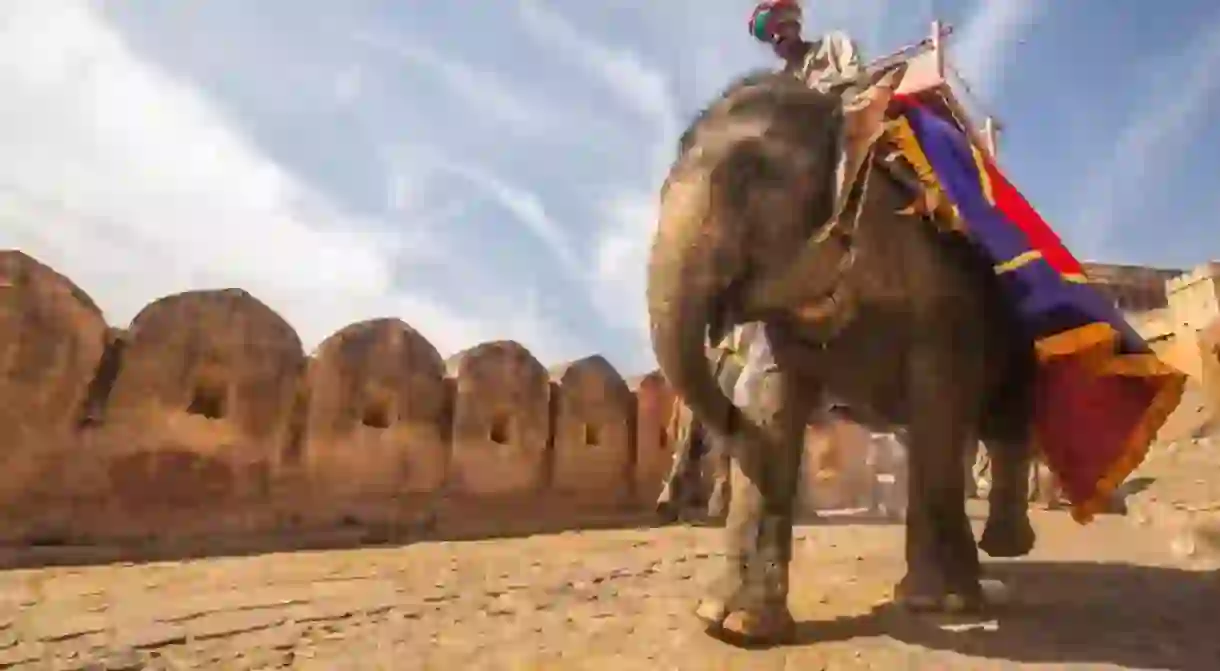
[0,506,1216,670]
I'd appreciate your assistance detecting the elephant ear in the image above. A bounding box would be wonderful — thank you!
[741,64,912,316]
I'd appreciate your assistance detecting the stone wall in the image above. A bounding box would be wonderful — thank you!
[1165,263,1220,379]
[1200,319,1220,424]
[3,248,1217,562]
[1081,262,1183,313]
[0,251,673,559]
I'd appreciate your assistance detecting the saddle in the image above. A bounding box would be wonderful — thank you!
[877,116,969,233]
[826,63,968,237]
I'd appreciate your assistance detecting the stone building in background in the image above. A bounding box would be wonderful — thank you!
[1086,261,1220,391]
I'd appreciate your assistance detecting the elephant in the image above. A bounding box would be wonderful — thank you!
[655,395,732,524]
[646,68,1039,644]
[656,341,746,525]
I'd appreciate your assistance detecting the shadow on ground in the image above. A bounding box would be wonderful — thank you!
[0,513,664,571]
[787,561,1220,670]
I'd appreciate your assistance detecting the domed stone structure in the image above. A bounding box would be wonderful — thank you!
[548,355,634,505]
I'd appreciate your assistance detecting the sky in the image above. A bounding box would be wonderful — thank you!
[2,0,1219,376]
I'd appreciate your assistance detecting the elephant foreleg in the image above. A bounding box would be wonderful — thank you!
[695,328,812,645]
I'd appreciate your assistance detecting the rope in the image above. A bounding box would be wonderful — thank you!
[945,62,1002,128]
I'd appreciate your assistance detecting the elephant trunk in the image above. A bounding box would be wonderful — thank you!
[647,175,739,436]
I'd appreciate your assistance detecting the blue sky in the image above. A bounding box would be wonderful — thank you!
[2,0,1218,375]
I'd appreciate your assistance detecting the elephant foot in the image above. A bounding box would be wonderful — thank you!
[695,598,795,646]
[979,513,1036,558]
[893,574,984,614]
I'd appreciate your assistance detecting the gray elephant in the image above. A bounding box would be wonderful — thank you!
[646,69,1038,644]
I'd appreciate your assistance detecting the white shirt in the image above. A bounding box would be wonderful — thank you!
[792,31,864,94]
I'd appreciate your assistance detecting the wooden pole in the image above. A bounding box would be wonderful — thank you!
[983,116,999,157]
[931,20,945,80]
[865,23,953,73]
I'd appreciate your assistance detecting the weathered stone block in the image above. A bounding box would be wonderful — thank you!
[87,289,305,539]
[0,251,109,542]
[627,371,673,506]
[299,318,448,526]
[447,341,549,498]
[549,356,633,504]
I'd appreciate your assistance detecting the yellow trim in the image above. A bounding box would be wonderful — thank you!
[970,142,996,207]
[1034,321,1114,362]
[994,250,1042,275]
[1030,321,1188,523]
[885,118,965,231]
[887,118,935,185]
[1072,366,1184,523]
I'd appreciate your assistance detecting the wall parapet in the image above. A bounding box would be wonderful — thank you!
[0,250,672,561]
[1166,261,1220,294]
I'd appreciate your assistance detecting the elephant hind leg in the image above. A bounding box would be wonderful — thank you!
[977,436,1036,558]
[896,354,986,612]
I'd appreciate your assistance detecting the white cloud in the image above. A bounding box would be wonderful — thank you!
[802,0,897,54]
[950,0,1048,105]
[0,0,575,361]
[1072,18,1220,256]
[515,0,680,177]
[589,191,658,372]
[421,155,587,277]
[352,30,563,139]
[513,0,678,367]
[332,65,363,106]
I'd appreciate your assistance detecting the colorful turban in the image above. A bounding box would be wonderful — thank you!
[748,0,803,43]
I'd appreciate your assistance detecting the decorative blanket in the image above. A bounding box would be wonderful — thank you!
[887,96,1187,523]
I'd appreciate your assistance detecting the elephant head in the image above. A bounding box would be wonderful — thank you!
[646,71,898,434]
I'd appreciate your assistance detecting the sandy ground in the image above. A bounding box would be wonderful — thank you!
[0,496,1216,671]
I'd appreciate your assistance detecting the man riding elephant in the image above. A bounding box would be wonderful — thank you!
[657,3,893,527]
[645,4,1039,644]
[657,328,846,524]
[750,0,863,94]
[655,398,731,523]
[749,0,899,214]
[656,330,757,524]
